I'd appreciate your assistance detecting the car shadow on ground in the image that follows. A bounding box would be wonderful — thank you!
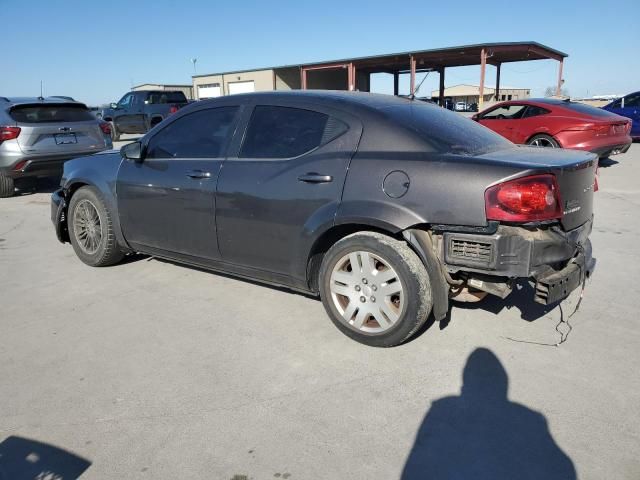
[0,436,91,480]
[450,281,557,322]
[598,157,619,168]
[149,256,319,300]
[401,348,576,480]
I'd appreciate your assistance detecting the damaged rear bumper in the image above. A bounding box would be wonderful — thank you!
[533,242,596,304]
[435,219,595,305]
[51,188,69,243]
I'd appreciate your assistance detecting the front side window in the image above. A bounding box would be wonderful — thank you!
[481,105,527,120]
[240,106,346,159]
[117,94,133,108]
[146,106,238,159]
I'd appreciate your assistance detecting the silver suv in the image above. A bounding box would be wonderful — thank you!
[0,96,112,197]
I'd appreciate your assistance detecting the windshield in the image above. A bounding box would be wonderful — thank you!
[382,102,511,155]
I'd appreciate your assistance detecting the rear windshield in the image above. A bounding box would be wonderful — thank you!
[10,104,95,123]
[146,92,188,104]
[558,101,620,118]
[382,102,511,155]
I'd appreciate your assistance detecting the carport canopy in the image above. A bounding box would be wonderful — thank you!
[300,42,568,108]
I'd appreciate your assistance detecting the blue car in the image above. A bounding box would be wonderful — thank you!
[603,91,640,139]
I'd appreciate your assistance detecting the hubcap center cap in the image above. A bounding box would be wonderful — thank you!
[362,285,372,297]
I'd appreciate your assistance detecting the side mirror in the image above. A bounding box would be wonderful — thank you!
[121,141,144,162]
[471,114,479,121]
[110,102,118,109]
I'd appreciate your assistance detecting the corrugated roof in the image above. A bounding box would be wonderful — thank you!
[193,41,567,79]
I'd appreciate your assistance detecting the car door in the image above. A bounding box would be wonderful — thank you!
[129,92,148,133]
[216,101,362,280]
[477,104,527,142]
[116,105,240,260]
[511,105,552,144]
[113,93,135,132]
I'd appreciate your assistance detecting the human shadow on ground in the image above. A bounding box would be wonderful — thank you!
[0,436,91,480]
[401,348,576,480]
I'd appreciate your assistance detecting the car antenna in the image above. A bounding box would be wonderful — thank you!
[38,80,44,101]
[409,71,430,100]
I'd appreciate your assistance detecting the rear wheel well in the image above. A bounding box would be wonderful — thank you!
[66,182,89,200]
[526,132,561,147]
[306,224,402,293]
[150,116,163,127]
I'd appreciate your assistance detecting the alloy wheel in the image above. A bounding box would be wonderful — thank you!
[530,137,556,147]
[329,250,404,333]
[73,199,103,255]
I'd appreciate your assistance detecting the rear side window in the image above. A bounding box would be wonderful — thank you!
[10,105,95,123]
[146,92,188,104]
[383,102,511,155]
[240,106,347,159]
[522,105,551,118]
[146,106,238,159]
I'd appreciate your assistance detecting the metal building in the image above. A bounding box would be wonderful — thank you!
[191,41,566,109]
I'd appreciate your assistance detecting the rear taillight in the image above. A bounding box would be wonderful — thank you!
[99,122,111,135]
[0,126,21,143]
[169,105,179,114]
[485,174,562,222]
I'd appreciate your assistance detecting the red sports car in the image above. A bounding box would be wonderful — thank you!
[473,98,632,158]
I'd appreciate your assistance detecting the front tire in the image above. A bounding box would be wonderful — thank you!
[527,134,559,148]
[0,174,15,198]
[319,232,433,347]
[68,186,124,267]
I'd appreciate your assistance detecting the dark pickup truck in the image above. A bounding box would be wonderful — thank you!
[100,90,188,141]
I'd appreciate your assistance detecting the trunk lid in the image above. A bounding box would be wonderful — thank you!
[477,146,598,231]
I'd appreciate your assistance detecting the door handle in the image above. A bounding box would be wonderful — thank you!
[186,170,212,179]
[298,173,333,183]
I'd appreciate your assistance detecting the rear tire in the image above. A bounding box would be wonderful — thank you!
[68,186,124,267]
[0,174,15,198]
[527,134,559,148]
[319,232,433,347]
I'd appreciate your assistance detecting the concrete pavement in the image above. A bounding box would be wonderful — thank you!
[1,144,639,479]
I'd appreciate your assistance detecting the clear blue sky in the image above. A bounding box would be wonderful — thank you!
[2,0,638,105]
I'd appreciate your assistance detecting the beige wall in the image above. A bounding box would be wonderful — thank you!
[223,69,274,95]
[274,67,301,90]
[193,75,224,99]
[193,70,276,99]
